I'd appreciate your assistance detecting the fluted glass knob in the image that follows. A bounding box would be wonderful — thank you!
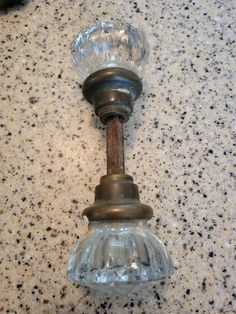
[67,220,174,295]
[71,21,149,79]
[68,21,174,295]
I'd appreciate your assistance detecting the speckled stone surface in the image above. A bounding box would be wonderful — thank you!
[0,0,235,313]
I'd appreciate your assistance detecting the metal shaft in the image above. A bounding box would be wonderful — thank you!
[106,116,125,175]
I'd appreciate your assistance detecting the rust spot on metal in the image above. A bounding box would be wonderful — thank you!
[106,116,125,175]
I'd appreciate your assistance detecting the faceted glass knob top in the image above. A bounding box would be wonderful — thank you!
[71,21,150,79]
[67,220,174,295]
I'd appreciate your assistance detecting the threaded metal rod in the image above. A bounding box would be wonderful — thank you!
[106,116,125,175]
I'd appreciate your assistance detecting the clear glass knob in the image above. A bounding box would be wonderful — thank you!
[71,20,149,79]
[67,220,174,295]
[68,22,174,295]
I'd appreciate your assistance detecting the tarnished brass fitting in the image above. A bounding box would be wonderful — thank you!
[82,174,153,221]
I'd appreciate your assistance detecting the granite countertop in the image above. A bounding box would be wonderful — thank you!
[0,0,235,313]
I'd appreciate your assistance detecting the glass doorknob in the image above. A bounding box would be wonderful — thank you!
[67,21,174,295]
[71,20,149,79]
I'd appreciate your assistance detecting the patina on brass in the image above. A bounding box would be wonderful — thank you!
[82,174,153,221]
[82,67,142,123]
[81,67,153,221]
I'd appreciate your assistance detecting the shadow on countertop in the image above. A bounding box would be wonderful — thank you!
[0,0,29,13]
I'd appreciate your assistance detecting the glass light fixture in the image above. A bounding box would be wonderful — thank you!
[67,21,174,295]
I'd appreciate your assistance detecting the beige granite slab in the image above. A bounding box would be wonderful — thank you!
[0,0,235,313]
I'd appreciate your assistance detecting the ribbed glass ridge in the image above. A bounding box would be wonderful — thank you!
[71,21,150,79]
[67,220,174,295]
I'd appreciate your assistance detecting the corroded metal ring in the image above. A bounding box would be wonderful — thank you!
[82,67,143,123]
[82,174,153,221]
